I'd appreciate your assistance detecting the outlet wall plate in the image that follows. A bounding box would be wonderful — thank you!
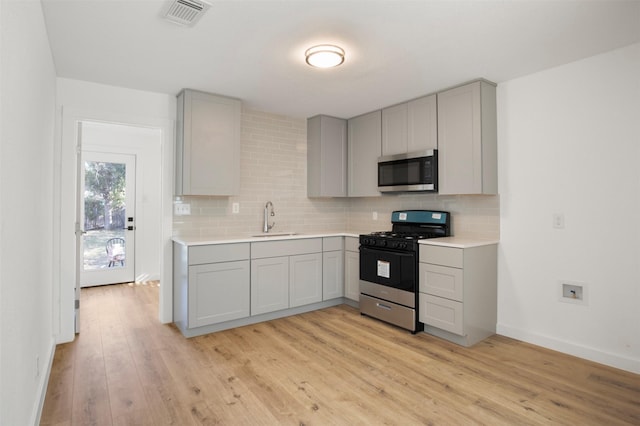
[174,203,191,215]
[558,280,588,305]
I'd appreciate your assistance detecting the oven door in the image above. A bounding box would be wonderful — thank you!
[359,246,416,293]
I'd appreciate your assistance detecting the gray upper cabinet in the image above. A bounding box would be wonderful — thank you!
[348,110,382,197]
[382,94,437,156]
[307,115,348,197]
[381,103,407,156]
[175,89,241,196]
[437,81,497,195]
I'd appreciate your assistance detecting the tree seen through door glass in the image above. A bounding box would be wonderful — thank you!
[83,161,127,270]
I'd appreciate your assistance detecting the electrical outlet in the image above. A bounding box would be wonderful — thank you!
[174,203,191,215]
[372,211,378,220]
[232,202,240,214]
[35,355,40,378]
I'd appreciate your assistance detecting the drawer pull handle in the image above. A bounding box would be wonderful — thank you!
[376,303,391,311]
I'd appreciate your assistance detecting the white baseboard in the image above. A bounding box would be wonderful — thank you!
[31,340,56,426]
[497,323,640,374]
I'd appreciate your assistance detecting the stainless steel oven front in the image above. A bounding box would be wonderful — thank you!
[359,246,421,332]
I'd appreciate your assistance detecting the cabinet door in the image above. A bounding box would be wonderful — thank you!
[344,250,360,301]
[419,293,464,335]
[251,256,289,315]
[307,115,347,197]
[348,110,381,197]
[177,90,241,196]
[323,250,344,300]
[437,81,496,195]
[289,253,323,308]
[381,103,408,156]
[408,94,437,152]
[188,260,250,328]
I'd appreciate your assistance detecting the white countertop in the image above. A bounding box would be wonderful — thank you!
[419,236,499,248]
[173,233,498,248]
[173,232,360,246]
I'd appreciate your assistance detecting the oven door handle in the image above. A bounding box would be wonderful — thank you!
[376,302,392,311]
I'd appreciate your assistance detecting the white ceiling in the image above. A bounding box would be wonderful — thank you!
[41,0,640,119]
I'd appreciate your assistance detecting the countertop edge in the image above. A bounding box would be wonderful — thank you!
[173,232,360,246]
[419,237,499,248]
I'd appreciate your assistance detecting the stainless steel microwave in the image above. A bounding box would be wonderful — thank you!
[377,149,438,193]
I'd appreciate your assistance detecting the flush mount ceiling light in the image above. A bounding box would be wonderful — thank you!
[305,45,345,68]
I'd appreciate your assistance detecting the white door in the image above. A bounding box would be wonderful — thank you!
[80,151,136,287]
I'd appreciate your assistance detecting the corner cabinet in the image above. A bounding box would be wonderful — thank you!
[348,110,382,197]
[175,89,241,196]
[382,94,437,156]
[307,115,348,197]
[418,243,497,346]
[437,80,497,195]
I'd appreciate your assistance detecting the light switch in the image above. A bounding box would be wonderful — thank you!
[553,213,564,229]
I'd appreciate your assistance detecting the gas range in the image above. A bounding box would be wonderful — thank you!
[359,210,451,252]
[358,210,451,333]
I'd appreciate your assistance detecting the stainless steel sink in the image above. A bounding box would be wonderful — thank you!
[250,232,298,238]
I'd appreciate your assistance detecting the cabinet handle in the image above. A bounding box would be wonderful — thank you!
[376,303,391,310]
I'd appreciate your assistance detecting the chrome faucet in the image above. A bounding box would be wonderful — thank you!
[263,201,275,233]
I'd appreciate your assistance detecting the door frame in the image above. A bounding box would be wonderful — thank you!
[54,107,174,343]
[80,150,137,287]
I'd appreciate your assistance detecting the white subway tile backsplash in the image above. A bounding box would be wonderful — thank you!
[173,108,500,239]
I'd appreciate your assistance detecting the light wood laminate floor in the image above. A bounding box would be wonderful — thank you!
[41,283,640,425]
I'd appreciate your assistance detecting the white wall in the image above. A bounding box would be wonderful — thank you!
[497,42,640,373]
[55,78,176,343]
[0,1,57,424]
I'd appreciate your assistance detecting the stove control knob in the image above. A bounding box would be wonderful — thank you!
[377,240,387,247]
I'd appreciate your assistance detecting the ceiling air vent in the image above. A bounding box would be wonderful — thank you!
[163,0,211,27]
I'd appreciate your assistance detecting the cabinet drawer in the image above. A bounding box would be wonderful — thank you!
[419,293,464,336]
[419,263,463,302]
[189,243,250,265]
[360,294,415,331]
[251,238,322,259]
[345,237,359,252]
[420,245,463,268]
[323,236,343,252]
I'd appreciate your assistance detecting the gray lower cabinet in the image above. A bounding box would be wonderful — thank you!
[418,243,497,346]
[251,256,290,315]
[174,236,351,337]
[188,260,250,328]
[173,242,250,332]
[344,237,360,302]
[289,253,323,308]
[323,251,344,300]
[322,236,344,300]
[251,238,323,315]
